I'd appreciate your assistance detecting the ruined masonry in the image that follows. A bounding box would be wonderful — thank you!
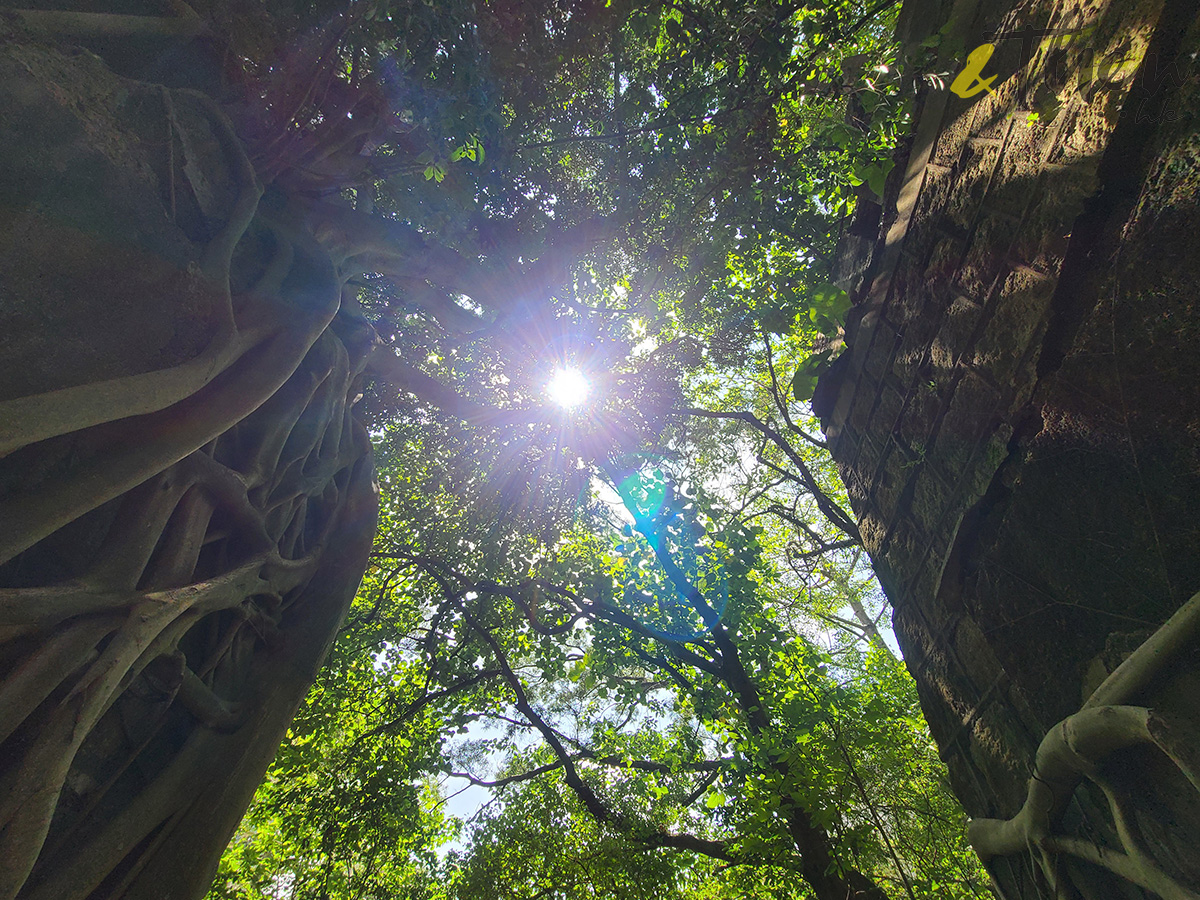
[817,0,1200,893]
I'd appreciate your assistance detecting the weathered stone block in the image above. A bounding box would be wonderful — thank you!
[931,295,984,370]
[894,604,972,724]
[953,617,1005,687]
[932,490,970,563]
[871,439,912,519]
[924,235,966,310]
[912,163,950,232]
[1009,160,1097,273]
[864,321,901,381]
[902,213,942,269]
[846,307,884,372]
[827,424,859,464]
[987,120,1046,217]
[972,267,1055,386]
[968,79,1021,141]
[1051,92,1124,163]
[886,249,933,326]
[908,539,957,623]
[945,141,1002,230]
[942,750,991,813]
[958,213,1020,299]
[910,465,949,536]
[895,377,943,456]
[852,434,886,487]
[960,426,1014,500]
[893,314,939,384]
[933,371,1002,482]
[840,460,871,509]
[932,109,973,168]
[964,711,1030,816]
[881,513,928,590]
[1005,681,1049,742]
[858,509,890,556]
[869,384,905,438]
[847,377,879,433]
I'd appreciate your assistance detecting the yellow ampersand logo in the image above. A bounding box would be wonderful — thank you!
[951,43,999,98]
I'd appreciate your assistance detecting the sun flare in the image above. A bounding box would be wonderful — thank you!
[546,367,590,409]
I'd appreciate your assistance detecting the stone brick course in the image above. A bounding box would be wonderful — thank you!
[819,0,1200,892]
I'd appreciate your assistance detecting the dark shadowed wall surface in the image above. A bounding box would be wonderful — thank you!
[817,0,1200,893]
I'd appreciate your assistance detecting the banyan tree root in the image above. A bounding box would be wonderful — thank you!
[0,46,379,900]
[968,590,1200,900]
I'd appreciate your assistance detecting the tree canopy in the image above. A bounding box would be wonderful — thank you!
[0,1,986,898]
[209,459,987,899]
[216,0,978,895]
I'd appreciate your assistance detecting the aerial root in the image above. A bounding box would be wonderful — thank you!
[0,306,338,567]
[0,118,366,892]
[4,7,207,40]
[177,89,264,287]
[0,84,274,459]
[968,590,1200,900]
[0,615,122,746]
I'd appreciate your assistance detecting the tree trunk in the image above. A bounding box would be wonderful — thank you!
[0,36,378,900]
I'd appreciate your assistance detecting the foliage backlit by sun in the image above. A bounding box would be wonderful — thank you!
[546,367,589,409]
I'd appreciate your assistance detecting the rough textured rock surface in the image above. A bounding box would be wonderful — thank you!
[818,0,1200,894]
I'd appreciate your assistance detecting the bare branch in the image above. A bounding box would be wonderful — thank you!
[464,609,735,862]
[352,669,503,746]
[364,344,545,428]
[681,408,859,541]
[680,766,724,808]
[761,329,827,450]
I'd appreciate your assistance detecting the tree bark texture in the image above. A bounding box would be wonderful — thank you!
[0,37,378,900]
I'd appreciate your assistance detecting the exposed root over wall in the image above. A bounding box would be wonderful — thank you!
[969,592,1200,900]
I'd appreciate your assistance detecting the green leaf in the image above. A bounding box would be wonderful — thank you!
[825,123,859,148]
[865,159,895,198]
[791,363,820,402]
[791,346,835,402]
[811,282,851,319]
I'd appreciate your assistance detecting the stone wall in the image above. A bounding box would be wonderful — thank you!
[817,0,1200,893]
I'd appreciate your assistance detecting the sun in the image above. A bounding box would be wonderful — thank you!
[546,367,590,409]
